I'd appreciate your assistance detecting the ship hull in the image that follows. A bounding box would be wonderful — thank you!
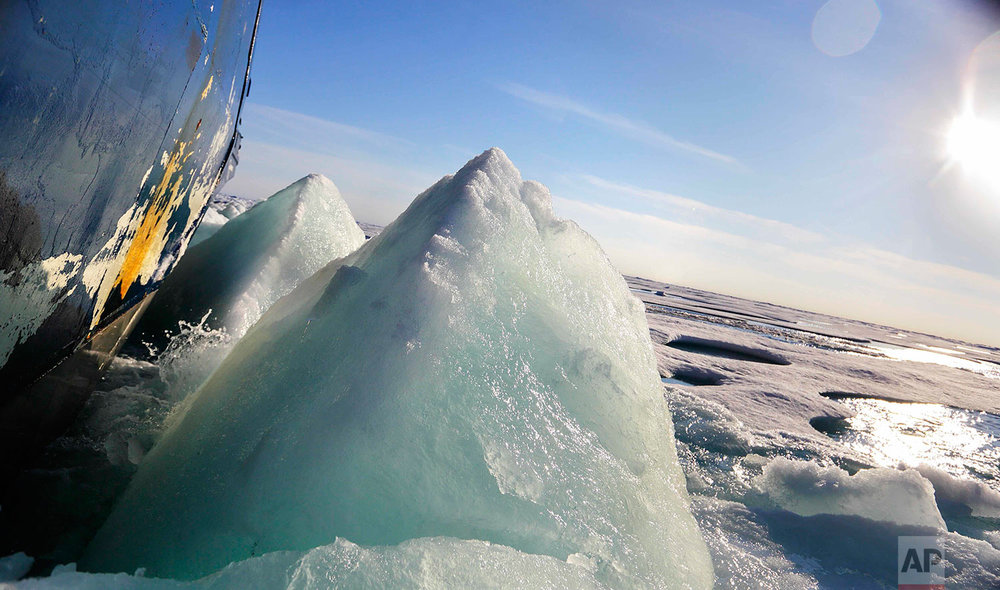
[0,0,260,473]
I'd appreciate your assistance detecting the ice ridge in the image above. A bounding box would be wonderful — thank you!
[82,148,714,587]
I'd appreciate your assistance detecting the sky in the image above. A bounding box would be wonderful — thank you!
[226,0,1000,346]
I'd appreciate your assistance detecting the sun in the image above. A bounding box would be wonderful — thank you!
[946,112,1000,190]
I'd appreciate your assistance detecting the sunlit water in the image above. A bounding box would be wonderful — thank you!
[868,342,1000,381]
[827,397,1000,488]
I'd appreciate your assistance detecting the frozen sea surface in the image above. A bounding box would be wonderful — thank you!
[628,276,1000,587]
[4,155,1000,588]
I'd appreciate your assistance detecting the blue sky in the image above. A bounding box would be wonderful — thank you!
[227,0,1000,345]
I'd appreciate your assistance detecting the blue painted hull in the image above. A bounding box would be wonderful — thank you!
[0,0,260,388]
[0,0,261,479]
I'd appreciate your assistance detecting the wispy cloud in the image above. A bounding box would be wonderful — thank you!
[244,104,416,153]
[496,82,740,165]
[579,174,824,244]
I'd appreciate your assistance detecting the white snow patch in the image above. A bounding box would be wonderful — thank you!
[756,457,946,529]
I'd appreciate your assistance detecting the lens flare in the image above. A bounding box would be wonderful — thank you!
[947,112,1000,191]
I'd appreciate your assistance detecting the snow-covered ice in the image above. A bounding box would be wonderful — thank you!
[628,276,1000,586]
[756,457,946,529]
[914,464,1000,519]
[80,149,713,586]
[645,306,1000,437]
[5,152,1000,588]
[132,174,365,353]
[12,538,617,589]
[187,194,257,248]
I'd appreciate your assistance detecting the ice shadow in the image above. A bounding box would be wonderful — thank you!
[809,415,851,436]
[665,336,791,365]
[819,390,911,403]
[661,366,727,387]
[753,509,945,587]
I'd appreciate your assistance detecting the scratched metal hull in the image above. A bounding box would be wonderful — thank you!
[0,1,260,468]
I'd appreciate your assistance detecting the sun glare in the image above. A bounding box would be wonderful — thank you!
[947,112,1000,190]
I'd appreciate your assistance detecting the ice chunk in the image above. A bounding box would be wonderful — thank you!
[82,149,713,587]
[0,552,33,582]
[690,497,817,590]
[30,533,1000,589]
[188,194,258,248]
[186,207,229,248]
[915,464,1000,518]
[756,457,946,529]
[133,174,365,351]
[49,563,77,575]
[12,538,612,589]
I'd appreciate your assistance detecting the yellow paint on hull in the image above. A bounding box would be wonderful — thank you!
[113,140,192,299]
[200,74,214,100]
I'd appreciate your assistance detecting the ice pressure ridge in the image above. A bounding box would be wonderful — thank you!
[81,148,713,586]
[133,174,366,352]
